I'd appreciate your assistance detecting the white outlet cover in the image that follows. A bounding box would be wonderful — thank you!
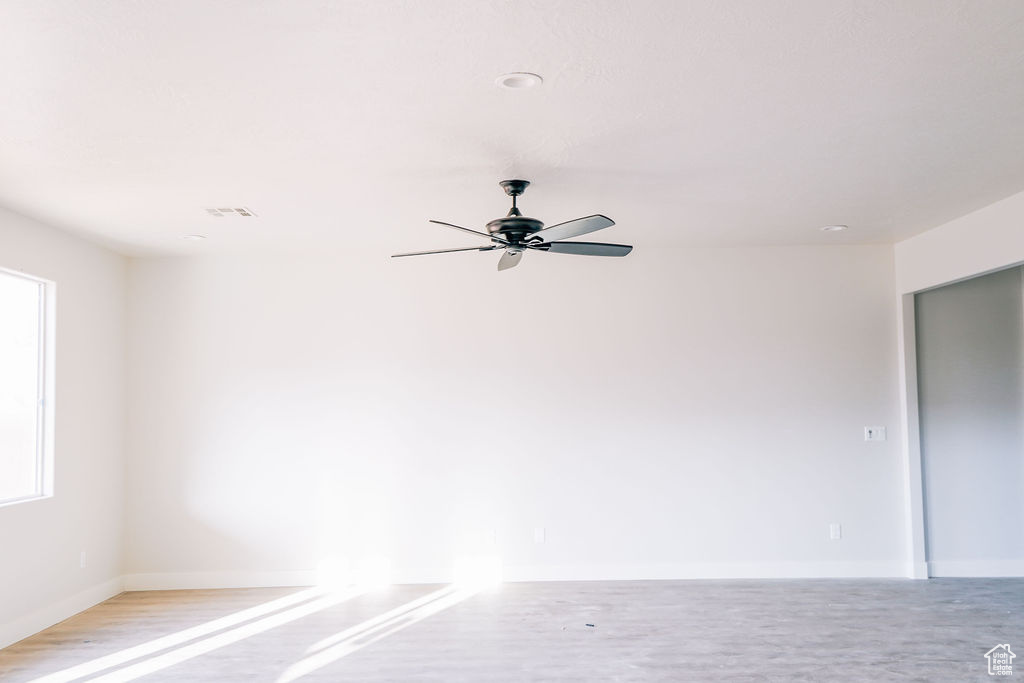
[534,527,546,544]
[864,426,887,441]
[829,523,842,540]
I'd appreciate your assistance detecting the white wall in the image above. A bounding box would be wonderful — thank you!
[914,266,1024,576]
[0,209,127,648]
[895,189,1024,294]
[124,245,907,586]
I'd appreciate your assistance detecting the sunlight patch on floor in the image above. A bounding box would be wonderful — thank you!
[29,587,363,683]
[276,585,482,682]
[26,555,501,682]
[29,588,325,683]
[84,588,365,683]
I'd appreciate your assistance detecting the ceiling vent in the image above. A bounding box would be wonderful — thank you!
[205,207,257,217]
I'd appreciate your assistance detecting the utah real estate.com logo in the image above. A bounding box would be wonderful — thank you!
[985,644,1015,676]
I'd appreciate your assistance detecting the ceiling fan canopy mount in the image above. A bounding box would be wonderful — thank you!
[498,179,530,197]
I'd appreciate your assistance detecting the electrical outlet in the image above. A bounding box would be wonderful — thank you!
[829,523,842,540]
[864,426,886,442]
[534,527,546,544]
[79,550,87,569]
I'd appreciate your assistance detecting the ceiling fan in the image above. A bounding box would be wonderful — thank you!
[392,180,632,271]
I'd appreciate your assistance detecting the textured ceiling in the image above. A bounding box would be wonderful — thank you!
[1,0,1023,254]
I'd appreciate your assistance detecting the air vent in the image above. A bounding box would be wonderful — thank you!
[205,207,257,217]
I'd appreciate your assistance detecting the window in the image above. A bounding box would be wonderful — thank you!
[0,267,53,505]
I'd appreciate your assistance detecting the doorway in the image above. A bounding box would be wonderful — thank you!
[915,265,1024,576]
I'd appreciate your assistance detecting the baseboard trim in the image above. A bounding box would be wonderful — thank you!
[122,571,317,591]
[0,576,124,650]
[501,561,908,582]
[927,559,1024,577]
[908,561,929,579]
[121,562,910,591]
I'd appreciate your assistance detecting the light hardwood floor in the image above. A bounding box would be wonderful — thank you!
[1,578,1021,681]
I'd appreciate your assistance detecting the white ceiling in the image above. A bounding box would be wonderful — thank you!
[1,1,1023,255]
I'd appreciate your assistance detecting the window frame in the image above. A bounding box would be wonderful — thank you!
[0,266,55,507]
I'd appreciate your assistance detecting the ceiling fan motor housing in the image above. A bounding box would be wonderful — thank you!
[485,215,544,241]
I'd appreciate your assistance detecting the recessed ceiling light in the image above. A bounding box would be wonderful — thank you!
[184,234,206,241]
[820,224,848,232]
[495,72,543,89]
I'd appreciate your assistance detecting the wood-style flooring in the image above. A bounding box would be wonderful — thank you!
[1,578,1021,681]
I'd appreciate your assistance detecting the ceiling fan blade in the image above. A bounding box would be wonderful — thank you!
[392,245,499,258]
[497,250,523,271]
[429,220,509,245]
[533,241,632,257]
[531,214,614,243]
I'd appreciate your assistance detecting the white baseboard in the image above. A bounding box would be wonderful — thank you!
[0,576,124,650]
[122,571,317,591]
[501,561,909,582]
[928,559,1024,577]
[121,561,910,592]
[908,561,929,579]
